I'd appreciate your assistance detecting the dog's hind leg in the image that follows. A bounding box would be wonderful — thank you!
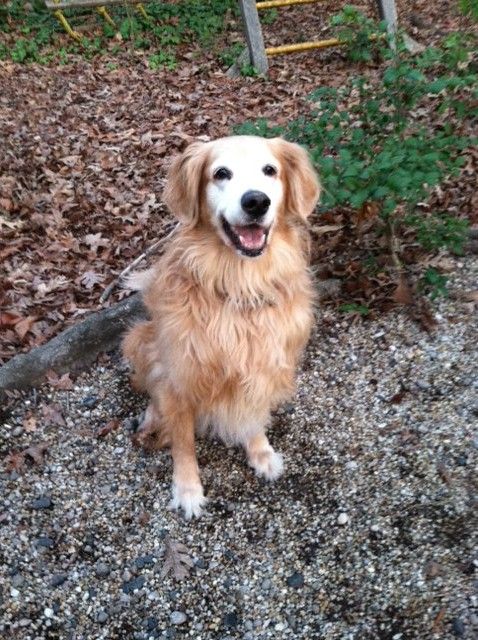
[133,402,171,450]
[245,432,284,481]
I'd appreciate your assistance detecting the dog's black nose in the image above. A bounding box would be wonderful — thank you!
[241,190,271,218]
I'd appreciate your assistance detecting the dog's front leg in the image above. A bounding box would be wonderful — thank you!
[161,389,206,519]
[245,432,284,481]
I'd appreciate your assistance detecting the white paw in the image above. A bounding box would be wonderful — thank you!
[170,481,207,519]
[249,448,284,481]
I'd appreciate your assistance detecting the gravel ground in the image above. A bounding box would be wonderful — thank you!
[1,257,477,640]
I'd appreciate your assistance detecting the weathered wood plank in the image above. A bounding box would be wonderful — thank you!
[238,0,269,74]
[375,0,398,33]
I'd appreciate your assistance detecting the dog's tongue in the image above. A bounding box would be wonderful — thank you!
[233,225,265,249]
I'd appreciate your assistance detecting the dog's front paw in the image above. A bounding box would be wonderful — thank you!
[170,481,207,519]
[248,448,284,481]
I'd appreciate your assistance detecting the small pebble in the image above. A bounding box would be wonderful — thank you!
[135,554,155,569]
[170,611,187,625]
[31,496,53,510]
[97,611,108,624]
[50,574,68,588]
[286,572,304,588]
[95,562,110,578]
[223,612,238,628]
[122,576,145,594]
[11,573,24,587]
[337,513,349,525]
[144,617,158,631]
[452,618,465,636]
[36,536,55,548]
[44,608,54,618]
[81,395,98,408]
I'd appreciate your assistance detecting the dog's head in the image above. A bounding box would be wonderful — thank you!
[163,135,320,258]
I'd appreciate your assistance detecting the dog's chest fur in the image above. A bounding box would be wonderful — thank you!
[144,230,313,413]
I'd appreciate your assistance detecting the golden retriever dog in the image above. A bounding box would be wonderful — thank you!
[123,135,320,518]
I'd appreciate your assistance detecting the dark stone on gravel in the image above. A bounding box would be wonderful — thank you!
[144,616,158,631]
[134,554,155,569]
[36,536,55,548]
[452,618,465,636]
[223,612,239,628]
[194,558,207,569]
[286,571,304,588]
[31,496,53,510]
[81,395,98,408]
[11,573,24,587]
[95,562,110,577]
[50,573,68,587]
[97,610,108,624]
[122,575,145,594]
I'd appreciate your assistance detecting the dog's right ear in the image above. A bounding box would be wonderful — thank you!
[162,141,209,225]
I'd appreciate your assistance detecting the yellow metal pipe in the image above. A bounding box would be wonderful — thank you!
[257,0,321,8]
[53,9,82,41]
[136,3,148,19]
[266,38,342,55]
[96,6,116,28]
[257,0,321,9]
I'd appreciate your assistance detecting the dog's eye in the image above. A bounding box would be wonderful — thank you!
[213,167,232,181]
[263,164,277,177]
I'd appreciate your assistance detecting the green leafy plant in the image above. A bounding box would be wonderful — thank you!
[261,8,279,26]
[0,0,238,64]
[149,50,177,70]
[235,20,475,307]
[240,63,259,77]
[219,42,244,68]
[236,28,475,254]
[330,5,389,62]
[459,0,478,20]
[407,214,469,255]
[420,268,448,299]
[339,303,370,316]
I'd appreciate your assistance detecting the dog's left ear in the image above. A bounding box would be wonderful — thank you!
[163,141,209,225]
[270,138,320,221]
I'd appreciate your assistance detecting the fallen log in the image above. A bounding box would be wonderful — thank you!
[0,294,146,400]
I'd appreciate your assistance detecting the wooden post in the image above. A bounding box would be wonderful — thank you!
[375,0,397,34]
[238,0,269,74]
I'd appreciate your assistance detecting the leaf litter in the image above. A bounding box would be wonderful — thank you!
[0,0,476,365]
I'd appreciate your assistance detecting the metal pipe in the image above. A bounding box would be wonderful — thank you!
[265,38,342,55]
[256,0,322,9]
[46,0,145,8]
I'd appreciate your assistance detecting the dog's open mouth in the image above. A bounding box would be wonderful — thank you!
[221,217,269,257]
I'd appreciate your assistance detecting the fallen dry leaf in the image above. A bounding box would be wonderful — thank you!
[97,419,121,438]
[14,315,37,340]
[46,371,74,390]
[4,450,26,473]
[23,414,37,433]
[41,403,66,427]
[161,536,194,581]
[4,442,49,472]
[393,277,414,305]
[463,290,478,303]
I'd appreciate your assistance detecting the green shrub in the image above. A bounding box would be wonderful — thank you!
[235,28,476,257]
[0,0,238,63]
